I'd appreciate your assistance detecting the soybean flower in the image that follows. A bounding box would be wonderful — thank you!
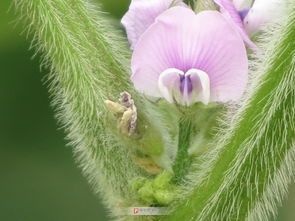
[128,7,248,105]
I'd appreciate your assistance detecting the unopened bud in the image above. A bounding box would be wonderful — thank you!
[105,100,126,114]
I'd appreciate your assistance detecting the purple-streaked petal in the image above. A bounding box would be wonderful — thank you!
[158,68,183,103]
[215,0,244,29]
[131,6,248,103]
[121,0,186,49]
[214,0,257,50]
[244,0,286,34]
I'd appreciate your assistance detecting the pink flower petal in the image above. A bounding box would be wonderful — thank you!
[131,6,248,103]
[215,0,244,29]
[214,0,257,50]
[121,0,186,49]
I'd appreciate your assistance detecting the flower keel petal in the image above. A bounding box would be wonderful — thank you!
[158,68,183,103]
[187,69,210,105]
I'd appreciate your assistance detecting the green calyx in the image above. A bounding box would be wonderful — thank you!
[194,0,217,13]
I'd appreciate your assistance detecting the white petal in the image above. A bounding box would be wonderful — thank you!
[233,0,254,10]
[158,68,184,103]
[244,0,287,34]
[186,69,210,105]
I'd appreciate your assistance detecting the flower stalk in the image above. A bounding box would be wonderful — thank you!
[172,114,193,183]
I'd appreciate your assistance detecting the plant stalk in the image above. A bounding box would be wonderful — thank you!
[172,116,193,183]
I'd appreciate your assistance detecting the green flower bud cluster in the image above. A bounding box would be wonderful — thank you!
[131,171,178,205]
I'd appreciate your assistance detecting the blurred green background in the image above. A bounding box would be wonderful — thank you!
[0,0,294,221]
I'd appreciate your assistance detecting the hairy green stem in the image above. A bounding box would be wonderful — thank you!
[172,105,223,184]
[14,0,162,216]
[172,116,193,183]
[162,5,295,221]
